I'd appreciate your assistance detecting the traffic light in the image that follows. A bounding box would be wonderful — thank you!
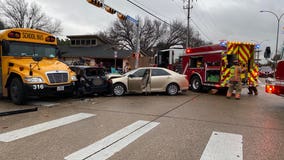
[264,46,271,58]
[117,12,126,21]
[105,5,116,14]
[87,0,103,7]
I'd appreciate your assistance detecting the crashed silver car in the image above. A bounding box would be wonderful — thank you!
[111,67,189,96]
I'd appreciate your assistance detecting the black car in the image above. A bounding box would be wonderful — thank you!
[70,66,112,97]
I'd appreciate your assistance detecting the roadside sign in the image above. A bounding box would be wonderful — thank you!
[126,15,138,24]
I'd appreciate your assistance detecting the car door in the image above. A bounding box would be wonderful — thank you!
[128,68,146,93]
[150,68,171,92]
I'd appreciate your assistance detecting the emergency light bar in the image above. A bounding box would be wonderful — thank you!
[219,40,255,47]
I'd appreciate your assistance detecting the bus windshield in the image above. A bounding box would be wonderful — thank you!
[5,41,57,58]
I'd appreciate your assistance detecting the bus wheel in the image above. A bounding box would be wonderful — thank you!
[9,77,26,105]
[190,76,202,92]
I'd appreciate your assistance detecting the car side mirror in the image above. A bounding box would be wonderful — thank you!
[128,74,134,78]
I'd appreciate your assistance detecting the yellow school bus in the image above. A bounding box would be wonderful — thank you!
[0,28,77,104]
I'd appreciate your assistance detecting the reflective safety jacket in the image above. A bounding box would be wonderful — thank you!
[229,65,242,82]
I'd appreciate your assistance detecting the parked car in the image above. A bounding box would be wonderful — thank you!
[111,67,189,96]
[259,66,274,78]
[70,66,112,97]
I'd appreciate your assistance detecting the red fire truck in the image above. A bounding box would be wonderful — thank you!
[181,41,259,91]
[265,60,284,96]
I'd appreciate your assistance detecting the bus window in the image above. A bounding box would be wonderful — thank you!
[2,40,10,55]
[7,41,57,58]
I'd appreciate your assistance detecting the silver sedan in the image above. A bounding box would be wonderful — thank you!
[111,67,189,96]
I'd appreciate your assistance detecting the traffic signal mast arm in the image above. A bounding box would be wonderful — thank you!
[87,0,126,20]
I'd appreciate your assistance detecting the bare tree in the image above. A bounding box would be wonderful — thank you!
[0,19,5,29]
[100,17,209,56]
[0,0,62,34]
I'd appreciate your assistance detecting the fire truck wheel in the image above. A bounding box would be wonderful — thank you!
[166,83,179,96]
[113,83,126,96]
[9,77,26,105]
[190,76,202,92]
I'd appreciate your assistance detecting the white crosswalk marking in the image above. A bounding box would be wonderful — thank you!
[0,113,95,142]
[64,120,160,160]
[200,131,243,160]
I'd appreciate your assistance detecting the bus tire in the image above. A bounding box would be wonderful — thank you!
[9,77,26,105]
[190,76,202,92]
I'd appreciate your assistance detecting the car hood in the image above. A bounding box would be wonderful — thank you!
[106,73,124,79]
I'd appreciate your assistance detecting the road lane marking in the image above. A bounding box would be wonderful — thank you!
[64,120,160,160]
[200,131,243,160]
[0,113,95,142]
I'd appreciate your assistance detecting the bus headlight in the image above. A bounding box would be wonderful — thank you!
[71,75,78,81]
[25,77,43,83]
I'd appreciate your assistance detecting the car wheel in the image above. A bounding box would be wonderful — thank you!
[113,83,126,96]
[9,77,26,105]
[166,83,179,96]
[190,76,202,92]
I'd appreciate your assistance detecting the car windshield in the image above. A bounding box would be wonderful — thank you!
[6,41,57,58]
[86,68,105,76]
[260,66,272,72]
[124,68,140,76]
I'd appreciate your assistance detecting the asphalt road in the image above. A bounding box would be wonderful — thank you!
[0,83,283,160]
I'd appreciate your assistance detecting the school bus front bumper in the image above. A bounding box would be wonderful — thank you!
[23,83,75,97]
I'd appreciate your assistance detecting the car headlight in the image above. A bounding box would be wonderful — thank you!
[71,75,78,81]
[25,77,43,83]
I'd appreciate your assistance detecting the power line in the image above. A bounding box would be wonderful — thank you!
[126,0,171,26]
[132,0,172,21]
[191,18,212,41]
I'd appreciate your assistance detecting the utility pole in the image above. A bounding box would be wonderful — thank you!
[184,0,195,48]
[135,21,140,69]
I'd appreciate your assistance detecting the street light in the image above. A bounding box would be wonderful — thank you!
[260,10,284,63]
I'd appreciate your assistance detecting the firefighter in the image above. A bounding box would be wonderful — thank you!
[248,85,258,95]
[226,59,242,99]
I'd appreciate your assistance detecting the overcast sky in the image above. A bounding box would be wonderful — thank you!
[27,0,284,58]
